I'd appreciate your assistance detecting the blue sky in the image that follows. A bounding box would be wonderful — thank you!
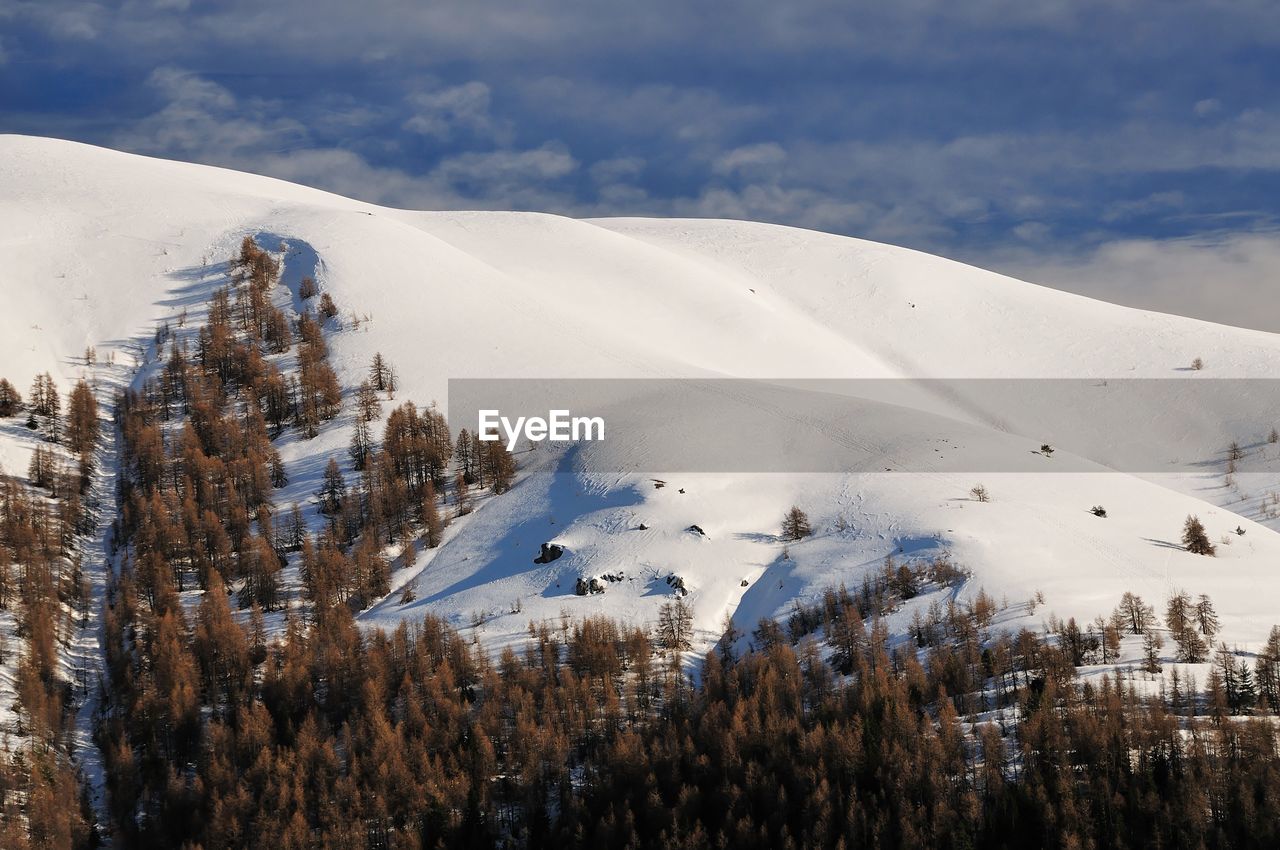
[4,0,1280,328]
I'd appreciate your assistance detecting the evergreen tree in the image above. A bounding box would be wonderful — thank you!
[319,458,347,515]
[1256,625,1280,713]
[269,448,287,488]
[1141,631,1163,673]
[455,428,476,484]
[1236,657,1257,711]
[1182,514,1216,555]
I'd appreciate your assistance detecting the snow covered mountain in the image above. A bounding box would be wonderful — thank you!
[3,131,1279,679]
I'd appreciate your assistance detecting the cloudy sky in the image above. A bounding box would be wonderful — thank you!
[3,0,1280,329]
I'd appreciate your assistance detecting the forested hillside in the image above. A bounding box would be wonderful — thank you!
[2,137,1280,847]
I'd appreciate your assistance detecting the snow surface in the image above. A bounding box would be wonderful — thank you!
[3,132,1279,680]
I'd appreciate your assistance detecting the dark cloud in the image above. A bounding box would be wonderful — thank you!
[4,0,1280,327]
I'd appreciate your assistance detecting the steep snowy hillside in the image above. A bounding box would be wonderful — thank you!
[3,131,1279,681]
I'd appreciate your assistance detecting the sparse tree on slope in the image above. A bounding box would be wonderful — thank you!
[657,598,693,652]
[1195,593,1220,639]
[1115,591,1156,634]
[319,458,347,515]
[0,379,21,416]
[782,506,812,541]
[66,380,98,455]
[1166,590,1208,663]
[370,352,389,392]
[1182,515,1215,556]
[1142,631,1164,674]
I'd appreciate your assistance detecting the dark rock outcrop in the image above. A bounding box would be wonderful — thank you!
[534,543,564,564]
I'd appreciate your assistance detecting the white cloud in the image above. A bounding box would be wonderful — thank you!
[403,81,500,142]
[108,68,581,213]
[434,144,576,183]
[1012,221,1051,243]
[49,6,100,40]
[997,231,1280,333]
[14,2,1270,337]
[1194,98,1222,117]
[114,67,305,160]
[712,142,786,176]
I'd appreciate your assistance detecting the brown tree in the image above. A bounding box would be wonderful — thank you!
[782,506,812,541]
[66,379,99,455]
[422,480,444,548]
[1183,515,1215,555]
[0,378,21,416]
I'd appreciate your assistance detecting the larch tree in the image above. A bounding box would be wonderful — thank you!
[349,417,374,471]
[319,458,347,515]
[1182,515,1215,555]
[657,598,693,653]
[453,471,473,517]
[484,439,516,494]
[1194,594,1221,639]
[370,352,389,391]
[782,506,812,541]
[356,380,381,422]
[1115,591,1156,634]
[0,379,20,416]
[318,293,338,321]
[65,379,98,455]
[1167,590,1208,663]
[1142,631,1164,674]
[422,480,444,548]
[455,428,476,484]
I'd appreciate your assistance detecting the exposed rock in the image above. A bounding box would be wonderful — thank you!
[534,543,564,564]
[574,576,606,596]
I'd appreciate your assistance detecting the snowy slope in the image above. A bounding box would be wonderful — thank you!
[3,134,1280,669]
